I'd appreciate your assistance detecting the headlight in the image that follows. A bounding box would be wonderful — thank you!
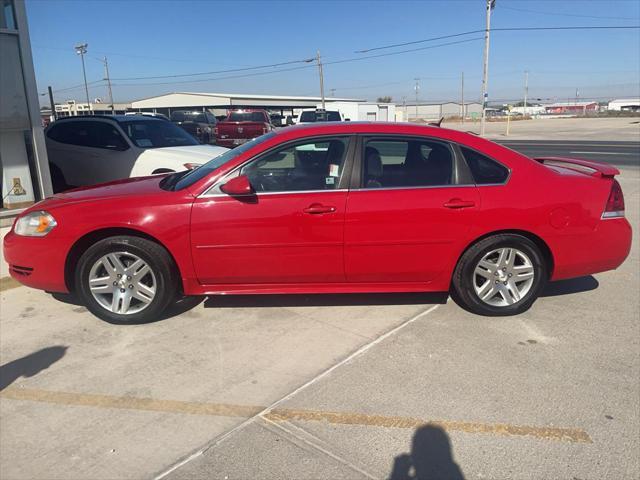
[14,211,57,237]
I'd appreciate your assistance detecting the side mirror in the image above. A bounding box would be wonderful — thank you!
[220,175,254,196]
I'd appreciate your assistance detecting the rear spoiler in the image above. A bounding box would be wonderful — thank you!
[534,157,619,178]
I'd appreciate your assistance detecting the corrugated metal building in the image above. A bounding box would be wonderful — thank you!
[398,102,483,121]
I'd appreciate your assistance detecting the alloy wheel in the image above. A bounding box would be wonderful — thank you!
[472,247,535,307]
[88,251,157,315]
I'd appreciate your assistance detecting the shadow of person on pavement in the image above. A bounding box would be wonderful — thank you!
[389,424,465,480]
[0,346,68,391]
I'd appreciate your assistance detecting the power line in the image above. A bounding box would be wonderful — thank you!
[108,38,484,88]
[356,25,640,54]
[111,57,314,81]
[500,5,638,21]
[41,79,105,95]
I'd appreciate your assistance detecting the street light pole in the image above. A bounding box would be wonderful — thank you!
[316,50,326,111]
[103,56,115,115]
[461,71,465,124]
[524,70,529,116]
[414,78,420,119]
[480,0,495,136]
[75,43,91,115]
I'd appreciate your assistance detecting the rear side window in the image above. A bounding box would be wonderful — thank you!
[363,138,454,188]
[461,147,509,184]
[47,121,128,150]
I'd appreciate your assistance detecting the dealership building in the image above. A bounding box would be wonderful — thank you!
[0,0,52,217]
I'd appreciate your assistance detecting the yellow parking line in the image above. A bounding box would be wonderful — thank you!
[0,387,591,443]
[266,409,592,443]
[0,276,22,292]
[0,387,262,418]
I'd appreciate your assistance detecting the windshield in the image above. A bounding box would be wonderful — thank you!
[172,131,277,190]
[120,120,199,148]
[227,112,265,122]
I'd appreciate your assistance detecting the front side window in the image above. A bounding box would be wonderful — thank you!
[172,132,277,191]
[460,146,509,184]
[362,139,454,188]
[120,119,199,148]
[240,137,348,193]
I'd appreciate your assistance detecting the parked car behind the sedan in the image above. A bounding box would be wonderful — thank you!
[5,122,631,324]
[297,109,345,123]
[215,109,273,148]
[45,115,228,191]
[170,110,218,144]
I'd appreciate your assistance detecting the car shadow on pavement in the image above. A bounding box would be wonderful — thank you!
[204,292,449,308]
[388,424,465,480]
[541,275,599,297]
[50,293,206,323]
[0,346,68,391]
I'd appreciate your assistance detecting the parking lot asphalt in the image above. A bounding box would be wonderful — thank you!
[1,167,638,480]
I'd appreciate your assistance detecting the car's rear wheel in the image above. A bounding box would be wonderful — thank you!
[451,234,547,316]
[75,236,178,323]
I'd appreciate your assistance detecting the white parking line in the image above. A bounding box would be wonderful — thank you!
[569,151,634,155]
[153,304,441,480]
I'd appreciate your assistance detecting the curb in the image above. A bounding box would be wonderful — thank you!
[0,276,22,293]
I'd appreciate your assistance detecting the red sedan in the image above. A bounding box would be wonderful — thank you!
[3,123,631,323]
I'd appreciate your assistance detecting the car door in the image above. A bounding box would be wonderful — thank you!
[190,136,355,285]
[344,136,480,283]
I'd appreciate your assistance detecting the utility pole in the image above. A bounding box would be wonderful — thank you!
[103,56,115,115]
[316,50,325,111]
[523,70,528,116]
[480,0,495,136]
[47,86,57,121]
[461,72,465,124]
[74,43,91,114]
[401,96,407,121]
[414,77,420,119]
[330,88,336,97]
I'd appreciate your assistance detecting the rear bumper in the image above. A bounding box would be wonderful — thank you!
[3,230,69,293]
[551,217,632,280]
[216,138,254,148]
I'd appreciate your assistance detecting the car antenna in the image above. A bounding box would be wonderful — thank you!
[428,116,444,127]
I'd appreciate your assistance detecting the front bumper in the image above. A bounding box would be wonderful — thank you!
[3,230,69,292]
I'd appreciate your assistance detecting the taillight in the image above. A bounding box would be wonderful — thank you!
[602,179,625,218]
[213,126,218,136]
[262,126,268,134]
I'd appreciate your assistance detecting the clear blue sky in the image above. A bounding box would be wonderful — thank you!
[26,0,640,105]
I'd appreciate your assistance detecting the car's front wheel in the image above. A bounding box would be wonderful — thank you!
[75,236,178,323]
[451,234,547,316]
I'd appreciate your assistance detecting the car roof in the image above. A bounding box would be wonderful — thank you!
[54,114,164,123]
[270,121,498,149]
[277,121,446,136]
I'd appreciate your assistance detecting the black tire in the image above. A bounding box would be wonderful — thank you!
[75,236,178,324]
[451,234,548,316]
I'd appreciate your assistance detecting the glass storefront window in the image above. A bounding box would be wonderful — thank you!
[1,0,16,30]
